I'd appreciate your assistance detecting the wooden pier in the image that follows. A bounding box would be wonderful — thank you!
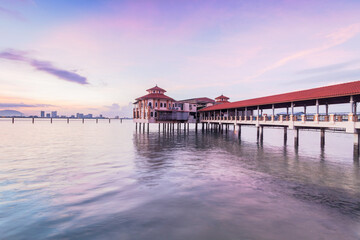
[198,80,360,157]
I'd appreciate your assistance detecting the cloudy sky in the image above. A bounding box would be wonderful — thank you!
[1,0,360,117]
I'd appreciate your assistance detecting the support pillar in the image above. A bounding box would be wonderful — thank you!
[158,123,160,132]
[257,126,260,142]
[284,127,287,144]
[51,118,53,124]
[294,128,299,147]
[68,118,70,124]
[316,99,319,115]
[147,123,149,133]
[238,125,241,139]
[320,128,325,148]
[96,118,98,124]
[12,117,14,124]
[32,118,34,124]
[195,123,198,132]
[143,122,145,132]
[354,130,360,159]
[259,126,264,143]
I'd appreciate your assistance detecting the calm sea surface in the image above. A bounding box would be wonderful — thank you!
[0,119,360,240]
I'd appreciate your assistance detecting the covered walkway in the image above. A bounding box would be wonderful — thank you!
[199,80,360,156]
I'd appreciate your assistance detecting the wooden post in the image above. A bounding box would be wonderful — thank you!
[259,126,264,143]
[320,128,325,148]
[147,123,149,133]
[12,117,14,124]
[96,118,98,124]
[354,130,360,160]
[82,118,84,124]
[284,127,287,144]
[109,118,111,123]
[67,118,70,124]
[257,126,260,142]
[51,118,53,124]
[294,128,299,147]
[32,118,34,124]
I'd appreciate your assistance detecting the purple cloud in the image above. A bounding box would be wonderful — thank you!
[0,49,89,85]
[0,6,25,20]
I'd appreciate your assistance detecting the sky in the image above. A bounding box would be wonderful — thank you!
[1,0,360,117]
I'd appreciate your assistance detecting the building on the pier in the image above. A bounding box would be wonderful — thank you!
[133,86,216,123]
[176,97,215,122]
[215,95,230,104]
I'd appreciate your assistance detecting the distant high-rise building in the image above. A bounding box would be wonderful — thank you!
[46,113,51,118]
[40,111,45,118]
[76,113,84,119]
[51,111,57,118]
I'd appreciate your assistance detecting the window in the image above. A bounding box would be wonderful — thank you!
[151,112,153,117]
[160,103,163,107]
[155,102,158,107]
[172,104,174,108]
[149,102,152,107]
[155,112,157,117]
[164,103,167,108]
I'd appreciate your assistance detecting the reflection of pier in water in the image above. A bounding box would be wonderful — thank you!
[133,129,360,218]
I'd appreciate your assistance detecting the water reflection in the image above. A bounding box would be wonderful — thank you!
[1,121,360,240]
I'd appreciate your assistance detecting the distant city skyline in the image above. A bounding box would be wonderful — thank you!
[1,0,360,117]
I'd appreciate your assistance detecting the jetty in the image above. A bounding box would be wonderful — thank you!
[198,80,360,155]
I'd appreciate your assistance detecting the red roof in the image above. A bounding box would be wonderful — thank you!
[177,97,215,103]
[136,93,174,101]
[200,80,360,112]
[146,85,166,92]
[215,95,229,100]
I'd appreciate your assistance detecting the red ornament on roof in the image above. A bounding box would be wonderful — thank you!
[215,94,230,103]
[146,85,166,94]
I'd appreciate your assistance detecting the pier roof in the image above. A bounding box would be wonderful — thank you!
[136,93,174,101]
[146,85,166,93]
[177,97,215,104]
[215,95,229,100]
[200,80,360,111]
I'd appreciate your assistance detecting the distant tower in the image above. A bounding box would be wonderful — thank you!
[51,111,58,118]
[215,95,230,104]
[40,111,45,118]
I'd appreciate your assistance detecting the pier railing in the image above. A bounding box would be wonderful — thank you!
[201,113,359,124]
